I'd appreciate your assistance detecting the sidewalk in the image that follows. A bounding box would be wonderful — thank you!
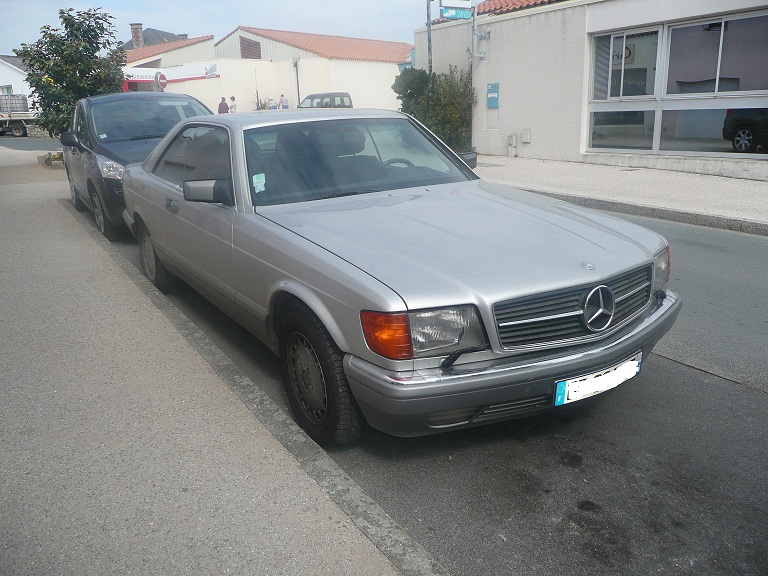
[474,155,768,237]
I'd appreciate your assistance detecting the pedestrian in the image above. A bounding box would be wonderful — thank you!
[267,97,278,110]
[218,97,229,114]
[229,96,237,113]
[279,94,289,109]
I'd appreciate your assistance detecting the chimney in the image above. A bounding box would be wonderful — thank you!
[130,23,144,49]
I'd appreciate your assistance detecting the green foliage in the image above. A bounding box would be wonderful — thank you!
[13,8,126,137]
[392,65,476,152]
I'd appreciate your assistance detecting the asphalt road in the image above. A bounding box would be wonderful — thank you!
[4,148,767,575]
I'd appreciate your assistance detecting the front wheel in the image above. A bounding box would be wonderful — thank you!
[279,304,364,446]
[732,128,758,153]
[138,221,177,293]
[91,192,116,240]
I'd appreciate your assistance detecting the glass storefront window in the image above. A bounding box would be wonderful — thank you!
[720,15,768,92]
[667,22,722,95]
[661,108,768,153]
[593,32,658,100]
[591,111,655,150]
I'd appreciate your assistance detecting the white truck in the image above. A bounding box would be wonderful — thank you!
[0,94,37,137]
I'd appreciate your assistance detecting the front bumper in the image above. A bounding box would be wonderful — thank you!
[345,290,681,437]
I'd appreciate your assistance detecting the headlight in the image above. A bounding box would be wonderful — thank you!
[96,154,124,180]
[361,306,488,360]
[652,245,671,295]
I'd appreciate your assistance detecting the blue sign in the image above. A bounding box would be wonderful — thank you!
[487,83,499,109]
[440,8,472,20]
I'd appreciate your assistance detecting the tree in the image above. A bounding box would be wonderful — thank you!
[392,65,476,152]
[14,8,126,137]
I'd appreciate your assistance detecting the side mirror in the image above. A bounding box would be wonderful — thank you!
[183,179,235,207]
[60,130,80,148]
[460,151,478,169]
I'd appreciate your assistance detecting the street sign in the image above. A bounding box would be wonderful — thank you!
[441,7,472,19]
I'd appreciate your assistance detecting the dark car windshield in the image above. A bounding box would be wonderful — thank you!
[245,117,475,206]
[90,97,210,143]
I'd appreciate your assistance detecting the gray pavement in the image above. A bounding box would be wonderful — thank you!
[1,140,766,575]
[475,155,768,237]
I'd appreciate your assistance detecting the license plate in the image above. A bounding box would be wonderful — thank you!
[554,352,642,406]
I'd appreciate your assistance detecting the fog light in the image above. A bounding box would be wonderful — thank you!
[426,406,480,427]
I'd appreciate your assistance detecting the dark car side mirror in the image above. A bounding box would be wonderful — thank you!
[460,151,478,169]
[59,130,80,149]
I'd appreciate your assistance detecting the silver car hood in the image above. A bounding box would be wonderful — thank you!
[263,180,665,310]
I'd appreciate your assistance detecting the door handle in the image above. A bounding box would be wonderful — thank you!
[165,198,179,213]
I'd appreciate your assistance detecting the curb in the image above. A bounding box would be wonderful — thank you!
[529,190,768,238]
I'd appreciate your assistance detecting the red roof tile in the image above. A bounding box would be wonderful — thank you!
[477,0,566,16]
[125,35,214,64]
[234,27,413,63]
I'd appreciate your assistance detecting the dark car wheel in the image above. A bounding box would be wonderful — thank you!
[67,172,86,212]
[732,128,758,153]
[138,221,177,293]
[91,192,116,240]
[279,303,364,446]
[11,125,26,137]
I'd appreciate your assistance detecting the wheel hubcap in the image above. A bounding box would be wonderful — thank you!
[735,130,753,152]
[93,195,104,232]
[287,333,327,424]
[140,230,156,281]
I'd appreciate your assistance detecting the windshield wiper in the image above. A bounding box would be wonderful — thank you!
[130,133,166,140]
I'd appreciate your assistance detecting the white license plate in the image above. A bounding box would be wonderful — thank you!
[554,352,642,406]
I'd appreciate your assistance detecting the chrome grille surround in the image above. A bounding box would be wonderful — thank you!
[493,265,653,351]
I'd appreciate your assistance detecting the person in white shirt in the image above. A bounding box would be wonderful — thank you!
[229,96,237,113]
[279,94,289,109]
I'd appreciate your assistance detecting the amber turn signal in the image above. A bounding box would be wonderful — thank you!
[360,311,413,360]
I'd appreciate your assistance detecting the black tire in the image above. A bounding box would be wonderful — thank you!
[67,171,86,212]
[279,303,364,446]
[732,128,758,153]
[138,221,177,293]
[11,125,25,137]
[91,191,116,241]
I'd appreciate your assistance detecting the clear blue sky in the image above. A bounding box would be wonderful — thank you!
[0,0,441,55]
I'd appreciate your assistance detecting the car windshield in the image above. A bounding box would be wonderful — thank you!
[90,97,210,143]
[244,117,475,206]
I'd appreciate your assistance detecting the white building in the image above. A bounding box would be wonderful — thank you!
[124,25,413,114]
[416,0,768,178]
[0,55,32,103]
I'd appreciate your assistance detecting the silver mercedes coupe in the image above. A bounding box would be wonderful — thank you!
[122,108,681,446]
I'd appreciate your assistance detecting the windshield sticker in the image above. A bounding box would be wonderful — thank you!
[99,133,107,139]
[253,173,266,193]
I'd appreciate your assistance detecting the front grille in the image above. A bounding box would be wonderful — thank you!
[472,396,550,423]
[493,265,652,350]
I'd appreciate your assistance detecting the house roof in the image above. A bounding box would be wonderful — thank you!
[231,27,413,63]
[477,0,566,16]
[121,27,187,50]
[125,35,214,64]
[0,55,28,72]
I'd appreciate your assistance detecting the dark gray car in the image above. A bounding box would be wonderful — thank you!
[61,91,211,239]
[122,109,681,446]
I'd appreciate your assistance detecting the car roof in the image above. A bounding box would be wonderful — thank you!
[182,108,407,131]
[83,92,205,105]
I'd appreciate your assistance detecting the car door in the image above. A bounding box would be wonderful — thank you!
[148,124,237,308]
[64,102,90,198]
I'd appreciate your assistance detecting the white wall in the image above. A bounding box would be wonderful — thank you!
[0,61,32,102]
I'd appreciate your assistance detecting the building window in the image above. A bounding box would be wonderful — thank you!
[667,14,768,95]
[588,10,768,156]
[592,31,658,100]
[1,85,12,96]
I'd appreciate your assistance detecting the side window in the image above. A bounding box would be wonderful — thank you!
[74,104,89,147]
[153,125,231,187]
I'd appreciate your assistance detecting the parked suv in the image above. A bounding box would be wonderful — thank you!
[297,92,353,109]
[722,108,768,153]
[61,91,211,239]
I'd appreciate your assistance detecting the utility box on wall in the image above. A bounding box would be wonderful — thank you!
[486,83,499,109]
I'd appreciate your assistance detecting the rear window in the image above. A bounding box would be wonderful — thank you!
[90,97,211,142]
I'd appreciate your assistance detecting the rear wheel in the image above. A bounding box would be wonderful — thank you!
[279,303,364,446]
[138,221,176,293]
[10,125,25,137]
[67,171,85,212]
[91,191,116,240]
[732,128,758,153]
